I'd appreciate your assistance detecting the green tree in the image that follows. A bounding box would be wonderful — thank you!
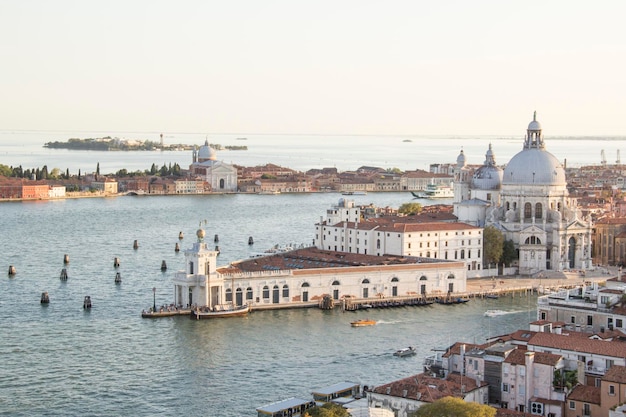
[304,402,349,417]
[49,168,62,179]
[0,164,13,177]
[398,202,422,215]
[96,162,100,175]
[150,163,157,175]
[387,167,403,174]
[483,225,504,268]
[116,168,129,177]
[501,239,517,267]
[409,396,495,417]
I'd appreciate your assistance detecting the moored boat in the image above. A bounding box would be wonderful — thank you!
[410,182,454,199]
[350,319,376,327]
[393,346,416,357]
[191,303,250,319]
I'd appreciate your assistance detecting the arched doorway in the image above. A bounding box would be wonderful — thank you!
[236,288,243,306]
[568,236,577,268]
[188,287,193,307]
[272,285,280,304]
[332,280,340,300]
[219,178,225,189]
[391,277,399,297]
[302,282,310,302]
[362,278,370,298]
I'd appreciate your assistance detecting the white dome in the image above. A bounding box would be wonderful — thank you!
[197,139,217,161]
[456,150,466,166]
[528,120,542,131]
[503,148,566,186]
[472,165,503,190]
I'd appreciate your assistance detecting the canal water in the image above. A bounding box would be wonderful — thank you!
[0,193,535,416]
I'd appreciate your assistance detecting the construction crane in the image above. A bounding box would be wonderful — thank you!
[601,149,607,166]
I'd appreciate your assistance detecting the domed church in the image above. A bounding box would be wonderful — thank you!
[189,139,238,192]
[454,113,593,275]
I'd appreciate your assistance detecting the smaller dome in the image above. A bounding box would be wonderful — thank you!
[196,229,206,240]
[528,111,542,131]
[471,165,503,190]
[456,149,466,166]
[528,120,542,131]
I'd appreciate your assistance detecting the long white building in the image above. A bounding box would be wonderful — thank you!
[172,226,468,310]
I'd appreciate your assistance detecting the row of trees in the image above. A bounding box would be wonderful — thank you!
[0,162,184,180]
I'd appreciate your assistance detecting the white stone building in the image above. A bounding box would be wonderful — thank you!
[454,113,593,274]
[315,199,484,276]
[171,227,467,309]
[189,140,238,192]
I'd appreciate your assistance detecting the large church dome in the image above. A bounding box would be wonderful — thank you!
[502,112,566,186]
[197,139,217,162]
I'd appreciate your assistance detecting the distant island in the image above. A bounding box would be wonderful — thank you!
[43,137,247,151]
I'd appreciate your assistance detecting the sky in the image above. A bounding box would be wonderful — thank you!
[1,0,625,136]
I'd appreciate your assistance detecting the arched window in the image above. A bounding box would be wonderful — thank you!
[301,282,310,287]
[282,285,289,298]
[376,239,381,249]
[246,287,253,300]
[419,275,427,281]
[535,203,542,219]
[524,202,532,219]
[262,286,269,299]
[332,280,340,286]
[225,288,232,302]
[391,277,399,282]
[362,278,370,284]
[460,249,465,259]
[505,201,510,211]
[448,274,455,279]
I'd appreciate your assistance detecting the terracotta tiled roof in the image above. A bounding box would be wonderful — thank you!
[533,351,562,366]
[503,349,526,365]
[218,247,457,274]
[528,332,626,357]
[371,372,482,403]
[603,365,626,383]
[567,384,601,404]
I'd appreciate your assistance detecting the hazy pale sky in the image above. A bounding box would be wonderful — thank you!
[1,0,625,135]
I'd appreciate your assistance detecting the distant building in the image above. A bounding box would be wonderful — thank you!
[189,140,237,192]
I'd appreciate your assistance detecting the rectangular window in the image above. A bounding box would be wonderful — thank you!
[569,401,575,410]
[571,316,576,324]
[610,384,616,395]
[587,315,593,326]
[502,383,509,392]
[617,318,623,328]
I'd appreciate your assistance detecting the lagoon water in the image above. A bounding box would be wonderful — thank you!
[0,131,606,415]
[1,130,625,175]
[0,193,536,416]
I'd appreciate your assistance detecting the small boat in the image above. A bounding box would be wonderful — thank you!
[191,304,250,319]
[394,346,417,357]
[484,309,508,317]
[485,294,499,299]
[258,190,281,195]
[142,305,188,318]
[350,319,376,327]
[436,297,470,305]
[342,191,367,196]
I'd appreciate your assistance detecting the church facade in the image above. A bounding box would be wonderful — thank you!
[454,113,593,275]
[189,139,238,192]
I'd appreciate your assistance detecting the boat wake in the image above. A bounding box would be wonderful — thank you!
[484,309,524,317]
